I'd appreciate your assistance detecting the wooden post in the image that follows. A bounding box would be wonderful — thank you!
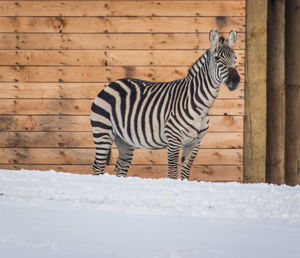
[266,0,285,184]
[244,0,268,183]
[285,0,300,186]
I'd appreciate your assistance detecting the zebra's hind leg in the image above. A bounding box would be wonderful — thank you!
[92,132,113,175]
[113,136,134,177]
[180,139,201,180]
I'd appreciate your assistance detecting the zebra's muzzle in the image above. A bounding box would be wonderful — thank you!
[225,68,240,91]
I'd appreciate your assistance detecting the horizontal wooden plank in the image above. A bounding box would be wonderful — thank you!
[0,17,245,33]
[0,148,242,165]
[0,115,243,132]
[0,132,243,148]
[0,0,245,1]
[0,1,245,17]
[0,164,243,182]
[0,49,245,66]
[117,164,243,182]
[0,66,245,82]
[0,99,244,115]
[111,148,243,165]
[0,33,246,50]
[0,82,245,99]
[188,165,242,182]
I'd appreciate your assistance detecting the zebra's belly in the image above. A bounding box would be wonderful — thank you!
[116,135,168,150]
[112,122,168,150]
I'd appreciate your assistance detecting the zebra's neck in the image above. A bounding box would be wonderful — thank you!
[186,50,221,115]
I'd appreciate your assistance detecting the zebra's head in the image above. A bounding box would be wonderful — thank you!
[209,29,240,91]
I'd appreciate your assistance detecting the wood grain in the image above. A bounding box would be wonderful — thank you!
[111,149,243,165]
[266,0,285,184]
[285,0,300,186]
[0,82,244,99]
[0,66,245,82]
[0,164,243,182]
[244,0,267,183]
[0,0,245,182]
[0,115,244,132]
[0,132,243,148]
[0,1,245,17]
[0,33,246,50]
[0,17,245,33]
[0,99,244,115]
[0,50,245,66]
[0,148,242,165]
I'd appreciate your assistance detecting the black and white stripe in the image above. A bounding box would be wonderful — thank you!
[90,29,240,179]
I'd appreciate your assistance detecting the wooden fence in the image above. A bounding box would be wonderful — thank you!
[244,0,300,186]
[0,0,245,181]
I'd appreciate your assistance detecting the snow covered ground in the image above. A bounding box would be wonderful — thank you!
[1,169,300,258]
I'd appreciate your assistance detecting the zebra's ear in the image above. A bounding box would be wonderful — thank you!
[225,30,237,47]
[209,29,220,49]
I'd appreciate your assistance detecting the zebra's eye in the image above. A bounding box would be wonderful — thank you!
[214,56,220,61]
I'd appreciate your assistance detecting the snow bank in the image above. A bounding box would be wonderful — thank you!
[1,169,299,222]
[1,169,300,258]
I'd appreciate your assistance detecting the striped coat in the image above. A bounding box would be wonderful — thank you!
[90,29,240,179]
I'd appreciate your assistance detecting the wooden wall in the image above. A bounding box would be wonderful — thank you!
[0,0,245,181]
[285,0,300,186]
[244,0,267,183]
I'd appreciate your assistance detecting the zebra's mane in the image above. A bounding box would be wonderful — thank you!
[187,49,210,78]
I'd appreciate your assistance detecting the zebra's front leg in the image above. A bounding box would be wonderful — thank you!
[114,137,135,177]
[180,139,201,180]
[167,142,181,179]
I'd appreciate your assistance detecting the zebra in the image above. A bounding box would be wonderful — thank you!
[90,29,240,180]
